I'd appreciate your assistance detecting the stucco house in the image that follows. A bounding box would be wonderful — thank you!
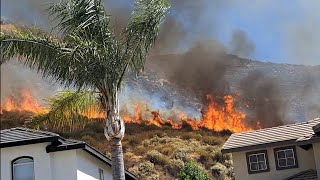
[0,127,137,180]
[222,117,320,180]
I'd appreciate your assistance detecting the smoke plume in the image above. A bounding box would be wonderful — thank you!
[239,71,286,128]
[1,0,320,128]
[1,61,59,103]
[229,30,255,58]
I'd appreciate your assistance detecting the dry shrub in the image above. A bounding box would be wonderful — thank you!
[2,113,233,180]
[158,145,175,156]
[211,162,232,180]
[213,150,231,164]
[202,135,224,145]
[138,161,155,175]
[0,111,33,129]
[165,159,184,177]
[123,136,141,148]
[146,150,170,166]
[198,150,214,168]
[181,132,202,141]
[173,149,189,162]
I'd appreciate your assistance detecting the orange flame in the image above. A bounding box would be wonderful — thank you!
[1,89,254,133]
[121,94,253,132]
[1,89,46,114]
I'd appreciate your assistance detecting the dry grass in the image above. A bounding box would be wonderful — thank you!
[1,111,234,179]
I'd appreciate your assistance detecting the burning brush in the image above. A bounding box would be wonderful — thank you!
[1,88,255,133]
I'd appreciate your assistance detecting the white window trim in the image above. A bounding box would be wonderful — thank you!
[12,157,35,180]
[276,149,296,168]
[248,153,267,171]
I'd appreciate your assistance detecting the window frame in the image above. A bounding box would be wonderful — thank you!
[98,168,104,180]
[246,150,270,174]
[274,146,299,170]
[11,156,35,180]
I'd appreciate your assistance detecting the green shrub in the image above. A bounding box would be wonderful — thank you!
[178,162,211,180]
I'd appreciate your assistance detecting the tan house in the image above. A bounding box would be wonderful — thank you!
[222,117,320,180]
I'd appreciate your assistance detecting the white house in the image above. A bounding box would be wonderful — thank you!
[222,117,320,180]
[0,127,137,180]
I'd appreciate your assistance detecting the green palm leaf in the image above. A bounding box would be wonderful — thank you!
[123,0,170,73]
[29,90,101,131]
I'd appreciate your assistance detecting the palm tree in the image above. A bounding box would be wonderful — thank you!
[0,0,170,179]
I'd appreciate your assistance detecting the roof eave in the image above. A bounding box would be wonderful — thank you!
[221,139,297,154]
[0,136,59,148]
[296,137,320,146]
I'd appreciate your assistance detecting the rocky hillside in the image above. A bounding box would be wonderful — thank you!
[126,53,320,127]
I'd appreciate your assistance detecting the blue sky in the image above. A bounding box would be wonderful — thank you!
[1,0,320,65]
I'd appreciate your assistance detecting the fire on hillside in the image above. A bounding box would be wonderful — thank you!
[1,89,257,133]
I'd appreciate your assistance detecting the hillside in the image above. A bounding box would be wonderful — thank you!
[128,53,320,127]
[0,110,232,180]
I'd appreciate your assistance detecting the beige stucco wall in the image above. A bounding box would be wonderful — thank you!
[313,142,320,179]
[232,145,316,180]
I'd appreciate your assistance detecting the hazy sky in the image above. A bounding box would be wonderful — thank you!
[1,0,320,65]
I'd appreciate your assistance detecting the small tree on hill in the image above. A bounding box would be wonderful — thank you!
[178,161,211,180]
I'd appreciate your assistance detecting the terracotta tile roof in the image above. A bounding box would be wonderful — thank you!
[222,118,320,153]
[283,169,318,180]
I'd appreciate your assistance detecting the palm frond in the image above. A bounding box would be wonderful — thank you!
[0,28,107,89]
[28,90,102,131]
[47,0,122,90]
[123,0,170,73]
[0,28,62,65]
[48,0,114,49]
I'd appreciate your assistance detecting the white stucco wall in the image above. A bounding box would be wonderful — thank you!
[50,150,77,180]
[1,143,113,180]
[313,142,320,178]
[232,145,316,180]
[0,143,53,180]
[76,149,113,180]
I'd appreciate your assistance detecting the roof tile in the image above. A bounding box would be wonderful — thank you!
[222,118,320,153]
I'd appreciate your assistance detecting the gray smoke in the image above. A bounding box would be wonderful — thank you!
[1,0,319,127]
[1,61,59,103]
[229,30,255,58]
[239,71,286,128]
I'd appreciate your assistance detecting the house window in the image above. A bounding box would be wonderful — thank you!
[99,168,104,180]
[246,150,270,174]
[274,146,298,170]
[12,156,34,180]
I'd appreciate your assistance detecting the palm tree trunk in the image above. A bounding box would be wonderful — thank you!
[104,91,126,180]
[111,137,125,180]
